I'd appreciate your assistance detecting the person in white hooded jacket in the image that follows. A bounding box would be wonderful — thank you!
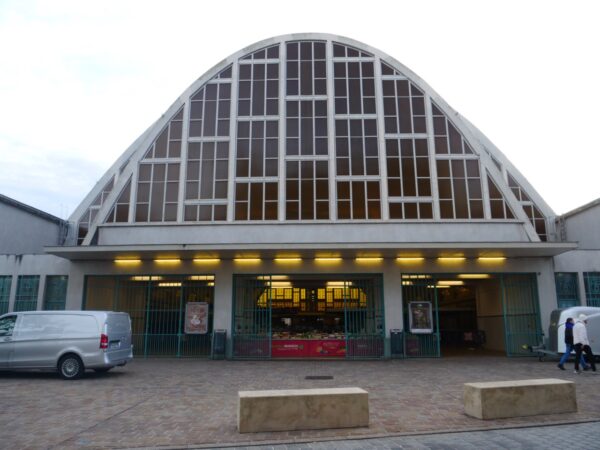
[573,314,597,374]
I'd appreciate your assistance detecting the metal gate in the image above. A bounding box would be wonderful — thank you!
[85,275,214,357]
[232,274,384,359]
[401,276,440,358]
[232,275,272,359]
[502,274,542,356]
[345,278,385,359]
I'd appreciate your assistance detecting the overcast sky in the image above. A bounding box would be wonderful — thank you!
[1,0,598,219]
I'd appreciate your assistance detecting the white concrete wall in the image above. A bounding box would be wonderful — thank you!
[0,202,64,254]
[562,203,600,249]
[0,254,71,311]
[97,221,530,246]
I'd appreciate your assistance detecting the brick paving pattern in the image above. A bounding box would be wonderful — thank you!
[1,355,599,449]
[217,421,600,449]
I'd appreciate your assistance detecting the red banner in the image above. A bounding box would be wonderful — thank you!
[271,339,346,358]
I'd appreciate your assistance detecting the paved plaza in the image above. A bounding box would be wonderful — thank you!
[1,355,599,449]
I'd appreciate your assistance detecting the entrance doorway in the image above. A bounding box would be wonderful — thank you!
[232,274,384,359]
[401,274,542,357]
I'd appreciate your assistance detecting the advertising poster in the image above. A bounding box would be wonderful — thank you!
[409,301,433,334]
[185,302,208,334]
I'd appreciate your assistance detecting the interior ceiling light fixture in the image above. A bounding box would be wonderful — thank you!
[396,257,425,262]
[437,257,466,262]
[315,257,342,262]
[158,282,182,287]
[234,258,261,263]
[193,258,220,263]
[458,274,491,279]
[478,257,507,262]
[154,258,181,263]
[355,257,383,262]
[274,257,302,262]
[188,275,215,281]
[437,280,465,286]
[114,258,142,264]
[428,285,450,289]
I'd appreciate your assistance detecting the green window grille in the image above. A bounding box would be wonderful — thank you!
[401,277,440,358]
[554,273,579,308]
[14,275,40,312]
[502,274,542,356]
[84,275,214,358]
[0,276,11,315]
[43,276,68,310]
[584,272,600,307]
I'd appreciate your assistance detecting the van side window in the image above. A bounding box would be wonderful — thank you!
[0,315,17,336]
[18,314,98,339]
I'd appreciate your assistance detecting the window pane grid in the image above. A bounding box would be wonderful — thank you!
[436,158,483,219]
[78,176,114,244]
[144,108,184,158]
[43,275,68,310]
[0,276,11,315]
[190,80,231,138]
[235,182,278,220]
[106,178,132,223]
[135,162,180,222]
[285,160,329,220]
[382,77,426,135]
[584,272,600,307]
[15,275,39,312]
[487,172,515,219]
[286,100,328,156]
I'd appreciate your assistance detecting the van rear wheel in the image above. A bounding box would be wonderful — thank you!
[58,355,84,380]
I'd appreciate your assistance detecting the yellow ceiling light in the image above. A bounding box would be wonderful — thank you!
[437,280,464,286]
[193,258,220,263]
[401,274,431,279]
[478,256,507,262]
[327,281,352,287]
[315,257,342,263]
[154,258,181,264]
[274,257,302,263]
[428,284,450,289]
[234,258,261,263]
[114,258,142,264]
[158,282,182,287]
[188,275,215,281]
[270,281,292,288]
[401,280,413,286]
[207,281,215,286]
[355,257,383,263]
[257,275,289,280]
[130,275,163,281]
[458,274,491,279]
[396,257,425,262]
[437,257,466,263]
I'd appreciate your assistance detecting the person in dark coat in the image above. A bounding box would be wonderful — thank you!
[557,317,588,370]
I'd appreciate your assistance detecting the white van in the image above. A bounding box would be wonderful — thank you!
[0,310,133,379]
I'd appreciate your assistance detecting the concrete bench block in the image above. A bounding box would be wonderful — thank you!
[464,378,577,419]
[238,387,369,433]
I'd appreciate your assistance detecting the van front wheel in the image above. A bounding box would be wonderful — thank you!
[58,355,84,380]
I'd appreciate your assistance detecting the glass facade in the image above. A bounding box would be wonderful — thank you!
[73,36,548,244]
